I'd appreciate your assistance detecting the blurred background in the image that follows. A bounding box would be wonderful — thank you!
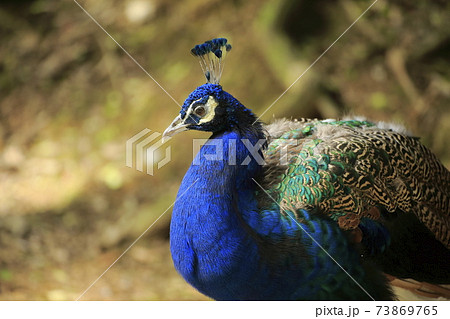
[0,0,449,300]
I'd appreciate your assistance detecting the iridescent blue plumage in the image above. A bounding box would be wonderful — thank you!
[164,38,450,300]
[169,126,388,300]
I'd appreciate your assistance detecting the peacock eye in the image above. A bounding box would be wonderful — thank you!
[194,106,206,117]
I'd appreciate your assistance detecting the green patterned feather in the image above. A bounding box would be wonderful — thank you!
[262,118,450,249]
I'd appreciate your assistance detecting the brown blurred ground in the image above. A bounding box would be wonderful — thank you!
[0,0,449,300]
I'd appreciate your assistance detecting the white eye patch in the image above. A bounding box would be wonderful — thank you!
[185,96,218,124]
[199,96,218,124]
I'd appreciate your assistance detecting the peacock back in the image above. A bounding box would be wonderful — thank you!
[261,118,450,250]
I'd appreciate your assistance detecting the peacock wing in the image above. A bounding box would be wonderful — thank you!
[261,118,450,249]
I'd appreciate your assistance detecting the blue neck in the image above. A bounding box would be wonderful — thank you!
[170,129,370,300]
[170,129,272,299]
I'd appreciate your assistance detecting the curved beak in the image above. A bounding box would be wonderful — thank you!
[162,114,189,138]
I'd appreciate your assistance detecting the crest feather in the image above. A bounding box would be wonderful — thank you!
[191,38,232,84]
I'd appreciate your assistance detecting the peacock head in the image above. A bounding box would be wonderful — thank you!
[163,38,257,137]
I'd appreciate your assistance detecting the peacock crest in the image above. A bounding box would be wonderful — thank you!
[191,38,232,84]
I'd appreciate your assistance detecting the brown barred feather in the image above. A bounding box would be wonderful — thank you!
[264,118,450,248]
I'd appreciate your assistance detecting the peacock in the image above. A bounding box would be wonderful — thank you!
[163,38,450,300]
